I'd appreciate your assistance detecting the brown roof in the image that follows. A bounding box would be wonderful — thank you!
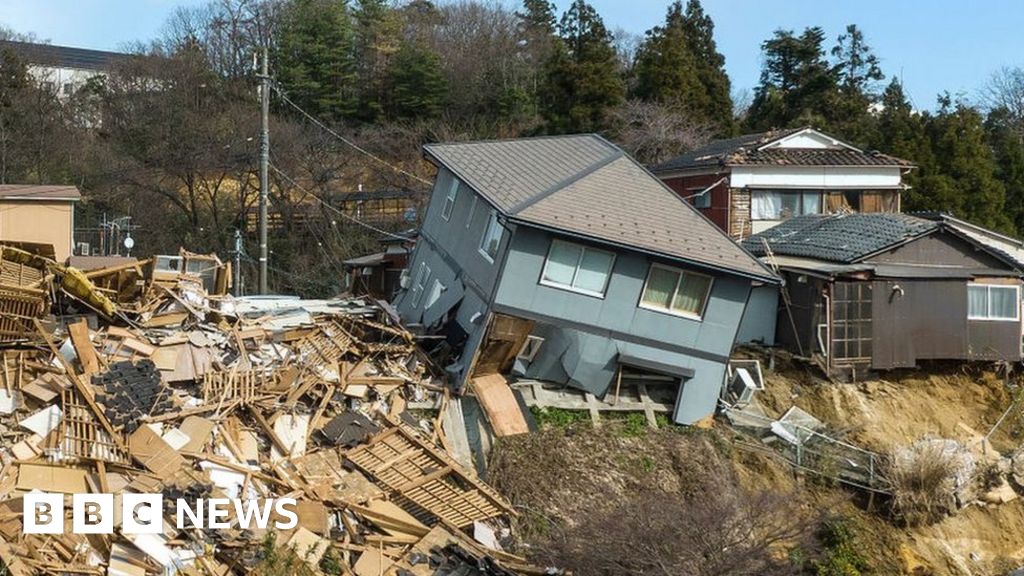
[727,147,914,167]
[651,127,913,172]
[0,185,81,201]
[424,135,777,282]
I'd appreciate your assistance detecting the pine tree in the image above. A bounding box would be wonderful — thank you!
[540,0,625,133]
[385,41,447,119]
[872,79,932,204]
[274,0,358,121]
[746,27,838,130]
[828,24,884,144]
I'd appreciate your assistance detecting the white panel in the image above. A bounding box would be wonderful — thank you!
[730,166,903,189]
[765,131,838,149]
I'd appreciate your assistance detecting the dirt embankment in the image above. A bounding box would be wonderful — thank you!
[756,356,1024,575]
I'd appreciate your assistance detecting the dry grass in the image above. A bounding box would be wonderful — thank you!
[884,441,961,526]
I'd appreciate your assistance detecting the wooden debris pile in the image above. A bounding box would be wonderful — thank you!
[0,248,557,575]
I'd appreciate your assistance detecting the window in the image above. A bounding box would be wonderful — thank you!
[441,179,458,221]
[466,196,477,229]
[750,190,821,220]
[540,239,615,297]
[968,283,1019,321]
[409,262,431,307]
[424,279,444,309]
[688,188,712,209]
[479,210,503,262]
[639,264,713,318]
[517,335,545,362]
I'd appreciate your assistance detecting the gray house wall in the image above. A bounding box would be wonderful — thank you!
[736,284,779,345]
[492,226,753,424]
[395,168,511,382]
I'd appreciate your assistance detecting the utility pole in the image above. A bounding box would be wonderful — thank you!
[233,229,243,296]
[258,45,270,294]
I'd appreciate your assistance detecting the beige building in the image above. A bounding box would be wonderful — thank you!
[0,185,80,261]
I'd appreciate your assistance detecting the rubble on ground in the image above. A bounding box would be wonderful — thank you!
[0,245,557,575]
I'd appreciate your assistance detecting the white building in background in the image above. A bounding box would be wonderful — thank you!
[0,40,128,98]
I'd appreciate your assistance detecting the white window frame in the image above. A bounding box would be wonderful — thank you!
[638,263,713,320]
[466,195,477,229]
[539,239,616,298]
[441,179,458,221]
[967,283,1020,322]
[517,335,545,363]
[479,210,503,263]
[409,262,431,308]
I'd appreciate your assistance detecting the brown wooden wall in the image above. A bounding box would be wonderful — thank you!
[870,278,1022,369]
[659,172,730,233]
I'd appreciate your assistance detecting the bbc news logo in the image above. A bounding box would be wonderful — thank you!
[23,493,299,534]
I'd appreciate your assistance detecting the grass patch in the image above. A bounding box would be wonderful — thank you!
[529,406,590,429]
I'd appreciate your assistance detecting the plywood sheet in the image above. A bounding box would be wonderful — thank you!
[471,374,529,437]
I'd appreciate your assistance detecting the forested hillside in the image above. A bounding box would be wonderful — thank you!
[1,0,1023,294]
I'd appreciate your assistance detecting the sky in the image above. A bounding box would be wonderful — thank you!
[1,0,1022,110]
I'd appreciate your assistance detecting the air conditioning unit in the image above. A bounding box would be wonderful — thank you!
[75,242,90,255]
[724,359,764,408]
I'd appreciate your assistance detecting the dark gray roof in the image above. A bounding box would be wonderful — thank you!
[0,40,127,72]
[652,128,912,173]
[424,135,776,282]
[651,129,800,172]
[743,213,939,263]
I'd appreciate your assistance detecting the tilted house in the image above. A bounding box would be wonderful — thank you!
[393,134,778,425]
[652,127,915,239]
[743,213,1024,380]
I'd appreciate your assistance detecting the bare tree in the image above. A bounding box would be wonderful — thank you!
[981,66,1024,130]
[608,99,712,165]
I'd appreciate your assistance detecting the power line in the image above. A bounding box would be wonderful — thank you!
[268,163,413,241]
[271,86,433,187]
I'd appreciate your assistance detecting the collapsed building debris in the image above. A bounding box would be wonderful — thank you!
[0,245,555,575]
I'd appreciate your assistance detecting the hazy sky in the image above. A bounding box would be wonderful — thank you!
[2,0,1022,110]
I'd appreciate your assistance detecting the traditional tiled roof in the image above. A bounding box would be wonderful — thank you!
[651,128,913,172]
[424,135,777,281]
[743,213,938,263]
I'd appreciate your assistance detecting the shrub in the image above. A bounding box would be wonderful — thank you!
[884,440,961,526]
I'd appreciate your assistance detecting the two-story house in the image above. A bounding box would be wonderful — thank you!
[652,127,915,239]
[393,135,778,425]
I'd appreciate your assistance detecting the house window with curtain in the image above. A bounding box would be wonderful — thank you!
[639,264,713,319]
[479,210,503,262]
[540,239,616,297]
[750,190,821,220]
[968,283,1020,321]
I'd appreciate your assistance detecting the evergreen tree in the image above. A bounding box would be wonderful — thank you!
[681,0,733,132]
[986,107,1024,234]
[515,0,559,125]
[746,27,838,130]
[872,79,931,201]
[540,0,625,133]
[633,0,732,133]
[828,24,884,144]
[632,4,702,115]
[274,0,358,121]
[385,41,447,119]
[352,0,402,122]
[922,95,1011,232]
